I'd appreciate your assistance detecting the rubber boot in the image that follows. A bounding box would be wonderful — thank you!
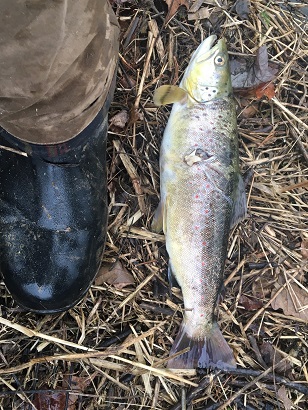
[0,102,110,314]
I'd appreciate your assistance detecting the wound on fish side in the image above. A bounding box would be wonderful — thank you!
[167,320,236,369]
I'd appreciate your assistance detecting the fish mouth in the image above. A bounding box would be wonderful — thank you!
[193,35,225,63]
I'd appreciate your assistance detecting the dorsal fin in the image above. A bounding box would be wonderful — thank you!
[153,85,187,106]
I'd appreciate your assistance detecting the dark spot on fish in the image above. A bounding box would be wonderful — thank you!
[208,94,212,97]
[205,87,208,90]
[213,89,217,93]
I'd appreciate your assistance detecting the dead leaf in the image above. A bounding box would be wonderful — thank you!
[255,81,275,99]
[165,0,191,23]
[33,391,67,410]
[236,81,275,99]
[255,45,278,82]
[95,260,135,289]
[63,375,93,393]
[277,386,294,410]
[271,275,308,322]
[235,0,251,19]
[119,74,136,89]
[33,376,93,410]
[231,46,278,91]
[239,100,259,118]
[239,295,263,311]
[301,239,308,260]
[188,7,210,20]
[109,110,129,129]
[252,272,275,299]
[189,0,207,13]
[259,342,292,375]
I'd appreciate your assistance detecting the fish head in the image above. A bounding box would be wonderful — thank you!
[180,35,232,103]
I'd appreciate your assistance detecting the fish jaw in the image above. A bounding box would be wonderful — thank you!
[180,37,232,103]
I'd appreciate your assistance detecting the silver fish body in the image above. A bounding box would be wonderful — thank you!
[153,36,246,368]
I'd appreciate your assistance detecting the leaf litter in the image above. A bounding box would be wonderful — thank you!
[231,45,278,94]
[0,1,307,409]
[95,260,135,289]
[235,0,251,20]
[271,272,308,322]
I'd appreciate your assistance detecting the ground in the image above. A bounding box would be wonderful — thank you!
[0,1,307,409]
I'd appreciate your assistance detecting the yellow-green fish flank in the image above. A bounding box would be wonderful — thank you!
[153,35,246,369]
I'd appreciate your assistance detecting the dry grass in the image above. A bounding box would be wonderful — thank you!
[0,1,307,408]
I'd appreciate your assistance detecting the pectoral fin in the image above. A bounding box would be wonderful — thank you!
[230,175,247,228]
[154,85,188,106]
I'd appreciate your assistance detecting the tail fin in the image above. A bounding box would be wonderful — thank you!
[167,321,236,369]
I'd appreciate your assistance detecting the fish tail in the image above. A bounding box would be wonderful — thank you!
[167,320,236,369]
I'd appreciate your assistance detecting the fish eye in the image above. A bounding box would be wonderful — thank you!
[214,55,225,66]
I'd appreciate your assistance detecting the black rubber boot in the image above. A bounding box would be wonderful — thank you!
[0,108,109,313]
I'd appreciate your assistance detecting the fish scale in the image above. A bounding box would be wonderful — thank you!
[152,35,246,368]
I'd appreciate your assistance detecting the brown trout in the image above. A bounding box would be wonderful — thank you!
[152,35,246,369]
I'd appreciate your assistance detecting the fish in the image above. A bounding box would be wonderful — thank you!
[152,35,247,369]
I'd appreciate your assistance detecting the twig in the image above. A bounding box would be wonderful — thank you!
[113,139,146,214]
[288,124,308,165]
[0,145,28,156]
[218,367,308,396]
[170,373,219,410]
[134,31,156,110]
[272,97,308,131]
[0,317,96,352]
[216,358,293,410]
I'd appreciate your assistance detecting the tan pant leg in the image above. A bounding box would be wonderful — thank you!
[0,0,119,144]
